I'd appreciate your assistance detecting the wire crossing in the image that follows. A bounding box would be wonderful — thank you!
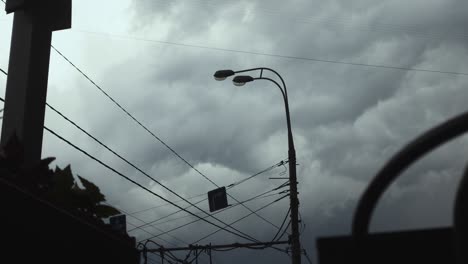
[0,71,262,243]
[42,124,259,243]
[134,192,282,231]
[49,46,290,233]
[128,160,287,231]
[192,194,289,244]
[44,102,263,242]
[103,201,186,247]
[138,185,286,242]
[6,92,259,243]
[132,190,283,235]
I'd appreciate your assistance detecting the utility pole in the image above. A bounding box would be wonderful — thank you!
[287,108,301,264]
[1,0,71,166]
[213,67,302,264]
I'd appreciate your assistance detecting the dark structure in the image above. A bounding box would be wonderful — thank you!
[1,172,140,264]
[317,108,468,263]
[1,0,71,166]
[317,227,454,263]
[0,137,140,264]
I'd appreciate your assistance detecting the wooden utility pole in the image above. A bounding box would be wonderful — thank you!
[1,0,71,166]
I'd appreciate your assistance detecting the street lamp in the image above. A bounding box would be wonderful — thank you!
[213,69,235,81]
[232,76,254,86]
[213,67,301,264]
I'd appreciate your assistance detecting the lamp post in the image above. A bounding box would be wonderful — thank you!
[213,67,301,264]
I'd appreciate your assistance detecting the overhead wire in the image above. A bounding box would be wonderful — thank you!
[126,221,177,247]
[49,44,285,235]
[129,192,206,215]
[1,13,295,252]
[131,191,282,234]
[131,159,286,216]
[49,96,288,238]
[0,68,259,243]
[129,161,286,231]
[303,249,314,264]
[42,125,260,243]
[46,101,254,237]
[276,220,291,242]
[138,184,287,242]
[142,192,282,229]
[191,194,289,244]
[46,86,285,235]
[103,201,187,247]
[0,69,261,243]
[70,30,468,77]
[145,241,191,264]
[271,207,291,242]
[147,0,468,42]
[46,26,468,252]
[128,196,208,232]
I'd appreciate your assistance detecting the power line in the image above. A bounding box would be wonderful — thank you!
[271,207,291,242]
[50,44,288,233]
[147,0,468,42]
[126,221,177,247]
[227,160,288,188]
[130,159,285,216]
[192,194,289,244]
[131,189,283,233]
[276,220,291,242]
[104,201,186,247]
[303,249,314,264]
[129,196,208,232]
[40,124,259,243]
[129,192,206,215]
[50,44,219,184]
[139,186,286,242]
[3,35,289,252]
[0,69,260,243]
[144,192,282,229]
[44,102,260,243]
[71,30,468,76]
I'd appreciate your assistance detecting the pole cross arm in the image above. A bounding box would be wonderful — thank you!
[5,0,71,31]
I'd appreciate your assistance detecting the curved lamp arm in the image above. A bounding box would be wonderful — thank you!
[253,77,295,152]
[235,67,289,99]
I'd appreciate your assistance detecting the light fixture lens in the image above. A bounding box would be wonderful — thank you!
[232,75,254,86]
[233,81,245,86]
[213,70,235,81]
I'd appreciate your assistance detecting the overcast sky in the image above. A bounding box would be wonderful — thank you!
[1,0,468,263]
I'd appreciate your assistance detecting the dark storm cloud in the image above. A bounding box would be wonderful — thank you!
[114,0,468,248]
[7,0,464,263]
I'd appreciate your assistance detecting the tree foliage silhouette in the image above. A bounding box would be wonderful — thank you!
[0,134,120,222]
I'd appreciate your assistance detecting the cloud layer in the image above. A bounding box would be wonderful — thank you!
[1,0,468,263]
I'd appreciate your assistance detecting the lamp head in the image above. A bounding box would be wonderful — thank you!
[232,75,254,86]
[213,70,235,81]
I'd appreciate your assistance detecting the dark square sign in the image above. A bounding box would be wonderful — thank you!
[109,214,127,234]
[208,187,228,212]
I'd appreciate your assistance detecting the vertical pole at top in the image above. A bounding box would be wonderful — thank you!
[1,0,71,167]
